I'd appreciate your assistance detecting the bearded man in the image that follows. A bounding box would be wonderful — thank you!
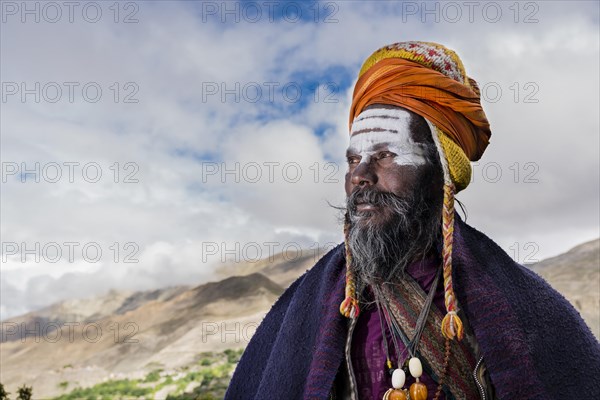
[225,42,600,400]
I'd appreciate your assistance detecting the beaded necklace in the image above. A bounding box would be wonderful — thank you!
[373,266,451,400]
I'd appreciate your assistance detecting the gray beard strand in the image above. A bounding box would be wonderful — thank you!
[347,188,441,293]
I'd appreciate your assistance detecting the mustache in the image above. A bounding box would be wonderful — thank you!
[347,187,410,211]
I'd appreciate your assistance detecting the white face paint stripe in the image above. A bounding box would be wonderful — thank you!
[348,131,428,167]
[351,108,413,132]
[352,107,413,123]
[350,108,415,139]
[348,131,413,152]
[348,108,431,167]
[351,118,411,136]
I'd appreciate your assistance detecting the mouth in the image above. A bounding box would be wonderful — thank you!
[355,202,378,212]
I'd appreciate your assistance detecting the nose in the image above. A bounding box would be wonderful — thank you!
[351,161,377,187]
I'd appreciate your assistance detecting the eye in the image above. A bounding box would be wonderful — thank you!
[347,156,361,165]
[377,151,396,160]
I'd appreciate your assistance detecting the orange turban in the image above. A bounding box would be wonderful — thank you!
[350,42,491,163]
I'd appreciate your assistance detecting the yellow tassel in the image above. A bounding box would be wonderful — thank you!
[340,296,359,319]
[441,312,464,341]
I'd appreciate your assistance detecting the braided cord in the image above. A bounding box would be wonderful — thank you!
[340,212,360,319]
[440,182,464,341]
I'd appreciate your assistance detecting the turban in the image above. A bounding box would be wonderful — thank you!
[349,41,491,192]
[341,42,492,342]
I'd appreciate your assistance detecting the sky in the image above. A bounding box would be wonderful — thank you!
[1,0,599,319]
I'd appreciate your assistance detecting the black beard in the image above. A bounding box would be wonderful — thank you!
[346,184,441,291]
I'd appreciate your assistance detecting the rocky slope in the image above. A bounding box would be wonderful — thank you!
[1,239,597,398]
[0,273,283,398]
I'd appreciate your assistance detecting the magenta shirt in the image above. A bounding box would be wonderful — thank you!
[350,255,447,400]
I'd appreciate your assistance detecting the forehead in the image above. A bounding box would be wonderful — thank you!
[348,107,418,152]
[350,107,413,137]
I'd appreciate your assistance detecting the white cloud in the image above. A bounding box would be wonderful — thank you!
[1,1,598,319]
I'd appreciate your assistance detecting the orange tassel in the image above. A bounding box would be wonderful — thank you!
[340,296,360,319]
[441,311,464,340]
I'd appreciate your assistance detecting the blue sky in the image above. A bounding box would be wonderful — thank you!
[1,0,599,318]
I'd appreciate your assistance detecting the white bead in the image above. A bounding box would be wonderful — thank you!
[408,357,423,378]
[391,368,406,389]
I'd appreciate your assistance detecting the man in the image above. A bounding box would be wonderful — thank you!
[225,41,600,400]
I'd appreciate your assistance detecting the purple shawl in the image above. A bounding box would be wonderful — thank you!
[225,212,600,399]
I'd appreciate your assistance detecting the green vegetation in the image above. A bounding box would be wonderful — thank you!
[223,349,243,364]
[52,379,152,400]
[0,383,9,400]
[16,385,32,400]
[2,348,246,400]
[144,369,163,383]
[0,383,33,400]
[50,348,244,400]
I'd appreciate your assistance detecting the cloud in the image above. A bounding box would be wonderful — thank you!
[1,1,598,318]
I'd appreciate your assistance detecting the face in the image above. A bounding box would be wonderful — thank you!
[345,105,440,225]
[344,104,444,285]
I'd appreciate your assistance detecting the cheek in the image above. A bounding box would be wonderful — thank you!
[380,165,419,193]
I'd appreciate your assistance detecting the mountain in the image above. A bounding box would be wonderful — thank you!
[0,287,189,344]
[1,240,598,399]
[214,245,325,287]
[0,273,284,399]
